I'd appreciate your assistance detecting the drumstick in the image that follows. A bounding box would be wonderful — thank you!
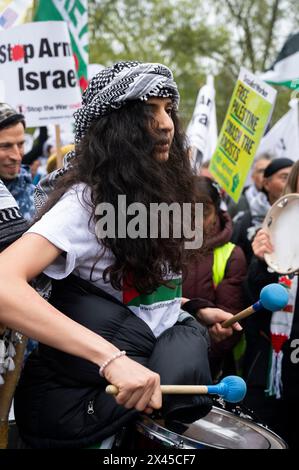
[106,375,247,403]
[222,283,288,328]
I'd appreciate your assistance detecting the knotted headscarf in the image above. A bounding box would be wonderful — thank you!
[35,61,179,209]
[74,61,179,143]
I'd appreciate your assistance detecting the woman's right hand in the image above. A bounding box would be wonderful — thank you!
[103,354,161,414]
[252,229,273,260]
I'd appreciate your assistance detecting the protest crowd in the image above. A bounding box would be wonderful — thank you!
[0,0,299,452]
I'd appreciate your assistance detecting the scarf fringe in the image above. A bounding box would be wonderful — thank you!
[266,275,297,400]
[266,350,283,399]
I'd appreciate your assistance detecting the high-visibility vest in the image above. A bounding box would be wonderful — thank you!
[212,242,235,288]
[212,241,246,376]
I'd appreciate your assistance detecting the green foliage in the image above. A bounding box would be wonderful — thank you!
[88,0,298,128]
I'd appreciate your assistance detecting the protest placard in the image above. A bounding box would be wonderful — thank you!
[209,68,276,202]
[0,21,81,126]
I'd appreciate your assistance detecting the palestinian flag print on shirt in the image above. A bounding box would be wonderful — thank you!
[123,273,182,338]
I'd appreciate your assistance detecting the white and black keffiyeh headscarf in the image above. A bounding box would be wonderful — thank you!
[35,61,179,209]
[75,61,179,143]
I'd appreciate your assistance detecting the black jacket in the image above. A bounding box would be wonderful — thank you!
[243,257,299,400]
[15,274,212,448]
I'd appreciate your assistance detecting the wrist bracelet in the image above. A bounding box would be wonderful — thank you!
[99,350,126,377]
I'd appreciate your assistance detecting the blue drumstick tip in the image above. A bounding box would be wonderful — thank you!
[207,376,247,402]
[260,283,289,311]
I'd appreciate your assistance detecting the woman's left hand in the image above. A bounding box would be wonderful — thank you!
[197,307,242,343]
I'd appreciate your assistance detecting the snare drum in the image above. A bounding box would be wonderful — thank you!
[263,193,299,274]
[132,407,287,449]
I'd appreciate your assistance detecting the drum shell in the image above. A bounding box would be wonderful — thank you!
[123,407,287,450]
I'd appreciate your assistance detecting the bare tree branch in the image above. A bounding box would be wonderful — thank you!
[261,0,281,70]
[243,17,256,71]
[225,0,244,20]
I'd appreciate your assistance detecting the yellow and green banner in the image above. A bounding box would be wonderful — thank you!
[209,67,276,202]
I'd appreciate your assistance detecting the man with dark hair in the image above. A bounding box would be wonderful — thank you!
[262,157,293,204]
[0,103,35,221]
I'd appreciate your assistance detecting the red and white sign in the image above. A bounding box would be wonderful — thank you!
[0,21,81,126]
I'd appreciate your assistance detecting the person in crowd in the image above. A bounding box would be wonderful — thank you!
[46,144,75,173]
[231,157,293,264]
[199,159,213,179]
[243,159,299,447]
[199,160,229,210]
[0,181,28,445]
[0,103,35,221]
[0,61,239,448]
[25,130,52,185]
[183,176,247,379]
[22,127,49,168]
[0,103,39,358]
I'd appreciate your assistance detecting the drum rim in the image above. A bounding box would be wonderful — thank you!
[136,406,288,449]
[263,193,299,274]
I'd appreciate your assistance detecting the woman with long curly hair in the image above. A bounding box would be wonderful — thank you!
[0,62,238,448]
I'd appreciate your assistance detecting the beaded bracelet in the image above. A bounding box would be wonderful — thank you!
[99,350,126,377]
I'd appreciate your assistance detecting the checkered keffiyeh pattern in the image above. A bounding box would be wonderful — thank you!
[74,61,180,143]
[35,150,75,210]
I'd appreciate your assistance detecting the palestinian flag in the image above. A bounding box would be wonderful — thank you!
[260,32,299,90]
[123,273,182,338]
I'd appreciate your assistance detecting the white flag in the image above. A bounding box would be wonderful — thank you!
[186,76,217,171]
[256,99,299,162]
[260,32,299,90]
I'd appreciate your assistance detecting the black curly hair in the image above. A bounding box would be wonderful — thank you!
[37,100,199,293]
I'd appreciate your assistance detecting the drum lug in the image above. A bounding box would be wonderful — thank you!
[136,422,185,449]
[177,439,185,449]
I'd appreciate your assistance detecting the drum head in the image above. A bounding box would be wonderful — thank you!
[262,193,299,274]
[180,407,287,449]
[136,407,287,449]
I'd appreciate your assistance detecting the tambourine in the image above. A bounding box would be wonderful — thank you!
[262,193,299,274]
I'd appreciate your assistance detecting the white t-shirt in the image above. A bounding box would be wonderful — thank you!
[26,184,182,337]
